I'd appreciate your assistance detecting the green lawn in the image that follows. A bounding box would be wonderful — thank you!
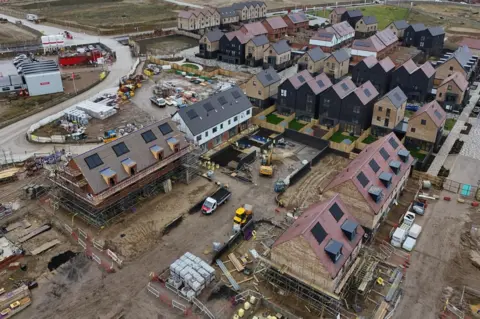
[288,119,306,131]
[266,113,284,125]
[315,6,408,29]
[407,147,426,161]
[330,131,358,143]
[404,110,415,118]
[444,118,456,131]
[362,135,378,144]
[182,63,199,70]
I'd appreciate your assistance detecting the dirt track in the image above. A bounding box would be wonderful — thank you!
[0,22,38,44]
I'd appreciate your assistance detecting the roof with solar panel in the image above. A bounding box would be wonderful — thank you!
[272,194,365,278]
[174,86,252,136]
[72,118,187,195]
[354,81,379,105]
[381,86,407,109]
[255,67,281,87]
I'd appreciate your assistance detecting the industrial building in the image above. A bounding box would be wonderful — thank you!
[50,118,196,227]
[0,74,25,94]
[20,60,63,96]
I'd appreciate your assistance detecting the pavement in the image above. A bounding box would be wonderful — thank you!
[427,85,480,176]
[0,13,135,164]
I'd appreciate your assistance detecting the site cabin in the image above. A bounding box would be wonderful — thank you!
[271,194,365,294]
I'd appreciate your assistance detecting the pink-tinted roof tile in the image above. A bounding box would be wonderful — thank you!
[324,133,414,215]
[288,69,313,89]
[332,77,356,99]
[241,22,268,36]
[178,11,193,18]
[411,100,446,128]
[440,71,468,91]
[418,61,435,78]
[286,12,308,24]
[352,35,385,52]
[273,194,365,278]
[305,73,333,95]
[362,55,378,68]
[226,30,253,44]
[332,7,347,15]
[378,57,395,72]
[375,29,398,47]
[332,21,355,37]
[460,37,480,50]
[401,59,417,74]
[354,81,379,105]
[265,16,288,29]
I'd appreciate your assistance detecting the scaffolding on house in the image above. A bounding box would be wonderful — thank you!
[49,150,201,228]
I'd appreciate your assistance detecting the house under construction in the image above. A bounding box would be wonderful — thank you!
[50,118,197,227]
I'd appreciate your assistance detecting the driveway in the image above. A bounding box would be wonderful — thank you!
[0,14,135,163]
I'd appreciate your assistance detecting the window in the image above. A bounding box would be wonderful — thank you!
[421,119,426,125]
[353,105,360,114]
[386,109,391,117]
[205,130,209,137]
[196,135,202,141]
[280,89,287,97]
[439,92,443,98]
[112,142,130,157]
[228,119,231,125]
[2,88,10,92]
[84,153,104,170]
[421,36,425,41]
[447,85,452,91]
[246,109,250,115]
[258,90,262,95]
[377,116,381,121]
[420,42,424,47]
[220,123,224,129]
[158,123,173,135]
[411,127,416,132]
[253,80,257,86]
[449,66,453,71]
[378,106,383,112]
[141,130,157,143]
[234,116,238,122]
[213,126,218,133]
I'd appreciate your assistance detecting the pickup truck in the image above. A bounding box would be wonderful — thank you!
[391,212,415,247]
[202,187,231,215]
[150,97,166,107]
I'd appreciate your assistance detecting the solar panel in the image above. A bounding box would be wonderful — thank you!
[393,92,402,102]
[290,15,297,22]
[186,109,198,120]
[369,159,380,173]
[364,88,371,97]
[341,83,349,91]
[159,123,173,135]
[311,222,327,244]
[389,137,399,150]
[298,75,306,83]
[232,90,241,99]
[317,80,325,88]
[203,102,214,112]
[357,172,369,188]
[84,153,103,170]
[218,96,228,105]
[434,110,443,120]
[265,74,273,81]
[112,142,130,157]
[141,130,157,143]
[329,203,344,222]
[380,147,390,161]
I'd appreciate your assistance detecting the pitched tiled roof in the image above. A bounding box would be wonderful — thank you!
[362,16,377,25]
[392,20,409,30]
[352,36,385,52]
[428,26,445,36]
[440,72,468,91]
[375,28,398,47]
[226,30,253,44]
[286,12,308,24]
[218,6,238,17]
[250,34,269,46]
[264,16,288,30]
[272,194,365,278]
[418,61,435,78]
[313,29,335,41]
[401,59,418,74]
[410,23,426,32]
[256,67,281,87]
[382,86,407,109]
[410,100,446,128]
[332,7,347,15]
[242,22,267,36]
[232,1,265,9]
[307,47,327,62]
[305,73,333,95]
[345,10,362,18]
[271,40,291,55]
[362,55,378,68]
[178,10,194,19]
[287,69,313,89]
[331,21,355,37]
[331,48,350,63]
[459,37,480,50]
[378,57,395,72]
[332,77,356,99]
[205,29,224,42]
[354,81,379,105]
[324,133,414,215]
[448,45,474,69]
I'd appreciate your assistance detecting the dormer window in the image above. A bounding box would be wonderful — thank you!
[389,160,401,174]
[341,220,358,241]
[368,186,384,203]
[398,149,410,163]
[150,145,164,160]
[325,239,343,263]
[379,172,393,188]
[121,158,137,176]
[100,168,117,187]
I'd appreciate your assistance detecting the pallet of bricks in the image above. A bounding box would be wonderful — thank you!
[169,252,216,300]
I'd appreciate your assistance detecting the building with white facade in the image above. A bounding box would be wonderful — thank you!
[172,86,253,150]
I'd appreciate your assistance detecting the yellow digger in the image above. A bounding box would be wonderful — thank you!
[233,204,253,232]
[259,149,274,177]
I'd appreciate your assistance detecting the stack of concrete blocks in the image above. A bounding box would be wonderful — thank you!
[64,109,90,126]
[168,252,216,300]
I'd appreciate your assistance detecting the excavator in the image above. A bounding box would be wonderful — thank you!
[233,204,253,233]
[259,148,274,177]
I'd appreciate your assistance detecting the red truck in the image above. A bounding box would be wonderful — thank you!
[58,50,102,67]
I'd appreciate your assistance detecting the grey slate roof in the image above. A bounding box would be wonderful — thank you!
[450,45,474,68]
[175,86,252,136]
[307,47,327,62]
[410,23,426,32]
[428,26,444,36]
[271,40,290,55]
[218,6,237,17]
[256,67,281,87]
[251,34,269,47]
[346,10,362,18]
[21,60,59,75]
[392,20,409,30]
[383,86,407,109]
[72,118,188,195]
[331,48,350,63]
[362,16,377,25]
[205,29,224,42]
[232,1,265,9]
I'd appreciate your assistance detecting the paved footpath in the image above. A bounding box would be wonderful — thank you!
[427,85,480,176]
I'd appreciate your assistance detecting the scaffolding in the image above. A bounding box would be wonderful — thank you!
[50,150,201,228]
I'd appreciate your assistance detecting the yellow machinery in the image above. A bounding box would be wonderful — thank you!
[233,204,253,226]
[259,149,273,177]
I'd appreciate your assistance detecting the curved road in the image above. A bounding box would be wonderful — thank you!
[0,14,135,162]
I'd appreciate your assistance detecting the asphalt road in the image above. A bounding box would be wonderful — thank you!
[0,14,135,163]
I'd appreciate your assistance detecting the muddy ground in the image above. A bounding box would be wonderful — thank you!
[136,35,199,56]
[0,22,38,44]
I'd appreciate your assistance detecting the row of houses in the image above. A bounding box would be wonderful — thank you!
[310,21,355,53]
[177,1,267,31]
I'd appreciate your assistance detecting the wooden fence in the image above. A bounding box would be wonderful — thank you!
[329,139,356,154]
[321,124,339,141]
[412,170,445,188]
[355,128,372,150]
